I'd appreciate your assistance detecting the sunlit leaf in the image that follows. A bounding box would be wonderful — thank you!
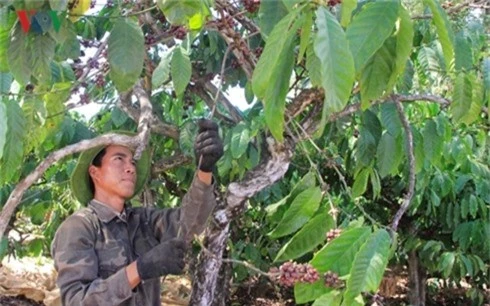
[274,207,334,262]
[108,18,144,92]
[312,291,342,306]
[269,186,323,238]
[171,47,192,98]
[0,7,16,72]
[0,101,6,160]
[343,229,391,303]
[386,5,414,90]
[451,72,473,123]
[152,49,173,88]
[352,168,369,198]
[424,0,455,70]
[294,280,332,304]
[314,7,355,135]
[346,1,399,72]
[360,37,396,108]
[340,0,357,27]
[311,226,371,276]
[0,100,25,184]
[258,0,289,38]
[7,26,31,84]
[230,123,250,159]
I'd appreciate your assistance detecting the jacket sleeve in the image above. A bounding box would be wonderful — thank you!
[148,177,216,242]
[51,213,133,306]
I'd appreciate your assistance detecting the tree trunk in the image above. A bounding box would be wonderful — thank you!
[188,138,294,305]
[212,250,232,306]
[408,250,427,306]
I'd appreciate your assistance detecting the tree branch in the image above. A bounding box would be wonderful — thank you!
[190,137,295,305]
[390,98,416,232]
[133,82,152,159]
[152,154,193,175]
[117,92,180,140]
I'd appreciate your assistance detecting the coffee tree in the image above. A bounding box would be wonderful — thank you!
[0,0,488,305]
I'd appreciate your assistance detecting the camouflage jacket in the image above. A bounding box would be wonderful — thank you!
[51,178,216,306]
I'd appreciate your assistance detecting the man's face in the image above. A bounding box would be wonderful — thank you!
[89,145,137,200]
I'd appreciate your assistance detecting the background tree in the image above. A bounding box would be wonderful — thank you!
[0,0,489,305]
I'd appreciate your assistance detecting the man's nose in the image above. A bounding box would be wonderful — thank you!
[125,161,136,174]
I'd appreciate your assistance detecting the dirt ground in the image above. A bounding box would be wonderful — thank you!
[0,257,488,306]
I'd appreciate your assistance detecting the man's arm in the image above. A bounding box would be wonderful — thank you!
[52,214,133,305]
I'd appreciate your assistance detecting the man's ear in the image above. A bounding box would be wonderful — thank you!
[88,165,99,182]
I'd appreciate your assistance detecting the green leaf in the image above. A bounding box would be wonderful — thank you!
[0,7,16,72]
[266,171,316,219]
[438,252,455,278]
[352,168,369,198]
[380,103,402,137]
[451,72,473,123]
[423,119,443,166]
[298,8,312,64]
[306,42,322,87]
[360,37,396,107]
[258,0,289,38]
[376,132,402,178]
[483,58,490,113]
[30,34,56,83]
[253,10,301,141]
[0,101,6,160]
[269,186,323,238]
[0,72,12,94]
[314,7,355,135]
[294,280,333,304]
[108,19,144,92]
[7,26,31,85]
[346,1,399,72]
[311,227,372,276]
[340,0,357,27]
[343,229,391,303]
[152,49,172,88]
[386,6,414,90]
[171,47,192,98]
[0,100,25,184]
[230,124,250,159]
[49,0,69,11]
[157,0,205,27]
[274,207,334,262]
[461,74,483,125]
[253,11,299,99]
[424,0,455,70]
[313,291,343,306]
[454,32,473,72]
[22,95,46,152]
[55,23,81,60]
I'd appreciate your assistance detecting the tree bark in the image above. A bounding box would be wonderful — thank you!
[408,250,427,306]
[189,137,294,305]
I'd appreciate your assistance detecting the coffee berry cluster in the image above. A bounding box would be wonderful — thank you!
[242,0,260,13]
[269,261,319,287]
[324,271,343,288]
[326,228,342,242]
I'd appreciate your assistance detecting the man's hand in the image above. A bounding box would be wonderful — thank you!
[136,238,186,280]
[194,119,224,172]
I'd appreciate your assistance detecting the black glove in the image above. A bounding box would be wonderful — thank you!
[194,119,224,172]
[136,238,186,280]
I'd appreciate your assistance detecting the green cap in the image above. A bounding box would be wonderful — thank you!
[70,132,151,205]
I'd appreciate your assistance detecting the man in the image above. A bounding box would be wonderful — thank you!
[51,119,223,306]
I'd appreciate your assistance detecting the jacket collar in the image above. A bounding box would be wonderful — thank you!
[88,199,129,223]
